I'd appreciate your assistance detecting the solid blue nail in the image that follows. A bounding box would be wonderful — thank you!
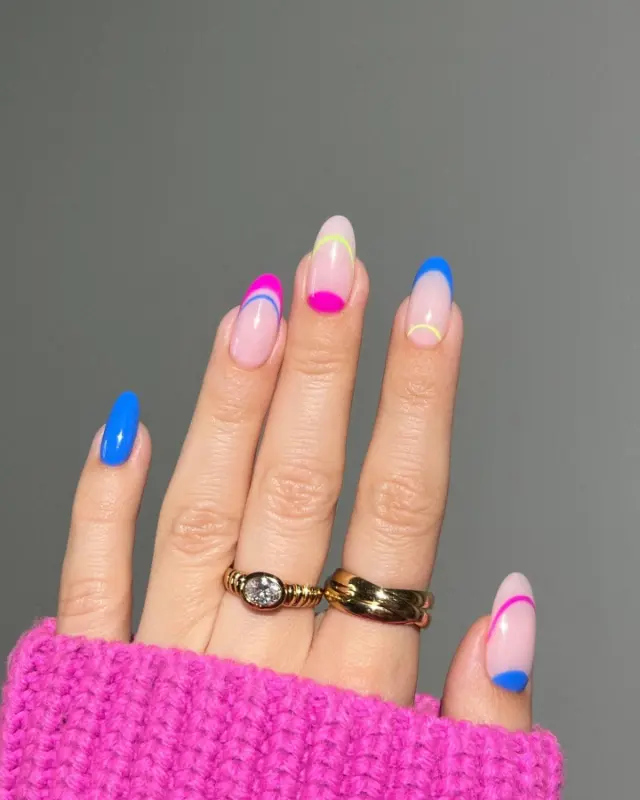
[412,256,454,296]
[100,391,140,466]
[492,670,529,693]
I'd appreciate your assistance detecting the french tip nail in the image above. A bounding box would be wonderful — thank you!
[412,256,454,296]
[406,256,453,347]
[486,572,536,693]
[242,273,283,308]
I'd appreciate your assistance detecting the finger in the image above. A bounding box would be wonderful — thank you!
[211,217,367,669]
[137,279,285,650]
[58,392,149,640]
[440,573,535,731]
[310,259,461,702]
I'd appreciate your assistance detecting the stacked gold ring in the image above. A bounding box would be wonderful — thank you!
[323,568,434,629]
[224,566,323,611]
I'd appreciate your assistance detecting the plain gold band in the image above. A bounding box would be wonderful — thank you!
[224,566,323,611]
[324,568,434,629]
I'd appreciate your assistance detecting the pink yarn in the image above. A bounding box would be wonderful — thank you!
[1,620,563,798]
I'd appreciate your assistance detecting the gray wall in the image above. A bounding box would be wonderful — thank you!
[1,2,635,797]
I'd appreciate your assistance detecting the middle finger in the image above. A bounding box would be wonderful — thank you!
[210,217,368,669]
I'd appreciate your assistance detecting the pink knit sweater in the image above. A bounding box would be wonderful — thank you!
[1,620,563,798]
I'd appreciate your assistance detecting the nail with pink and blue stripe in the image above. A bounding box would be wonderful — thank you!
[486,573,536,693]
[230,274,283,369]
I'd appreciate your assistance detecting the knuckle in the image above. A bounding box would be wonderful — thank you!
[361,471,446,538]
[287,340,350,380]
[389,362,439,411]
[167,502,240,559]
[260,460,341,527]
[72,492,122,529]
[207,381,255,427]
[58,578,125,623]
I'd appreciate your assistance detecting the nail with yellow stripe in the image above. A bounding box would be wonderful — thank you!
[406,257,453,348]
[307,216,355,314]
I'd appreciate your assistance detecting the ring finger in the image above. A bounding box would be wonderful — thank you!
[309,258,462,703]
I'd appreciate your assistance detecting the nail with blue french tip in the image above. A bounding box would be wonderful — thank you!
[100,391,140,466]
[406,257,454,348]
[486,573,536,693]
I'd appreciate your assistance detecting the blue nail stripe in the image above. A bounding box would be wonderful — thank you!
[240,293,281,317]
[492,670,529,693]
[100,391,140,466]
[412,257,454,296]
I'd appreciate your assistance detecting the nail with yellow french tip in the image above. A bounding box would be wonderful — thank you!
[406,257,453,348]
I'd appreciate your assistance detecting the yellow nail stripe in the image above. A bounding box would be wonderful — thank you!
[407,323,443,341]
[312,234,355,263]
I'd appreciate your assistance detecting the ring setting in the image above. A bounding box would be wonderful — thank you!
[223,566,323,611]
[241,572,286,609]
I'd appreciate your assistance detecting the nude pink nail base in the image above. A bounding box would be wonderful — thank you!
[486,573,536,693]
[230,273,283,369]
[307,216,355,314]
[406,257,453,348]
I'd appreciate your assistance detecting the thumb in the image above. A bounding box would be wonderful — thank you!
[440,572,535,732]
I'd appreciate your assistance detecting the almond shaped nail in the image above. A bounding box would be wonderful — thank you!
[100,391,140,466]
[406,257,453,347]
[486,572,536,693]
[307,216,355,313]
[230,274,282,369]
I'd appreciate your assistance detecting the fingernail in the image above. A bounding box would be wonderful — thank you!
[100,391,140,466]
[307,215,355,313]
[230,274,283,369]
[406,257,453,347]
[486,572,536,693]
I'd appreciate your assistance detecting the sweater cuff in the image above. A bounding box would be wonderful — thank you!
[1,620,563,799]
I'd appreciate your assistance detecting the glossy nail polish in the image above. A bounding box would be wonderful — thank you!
[230,274,283,369]
[100,391,140,466]
[307,216,355,313]
[406,257,453,347]
[486,573,536,692]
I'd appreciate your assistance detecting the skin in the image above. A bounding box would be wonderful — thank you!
[58,250,532,734]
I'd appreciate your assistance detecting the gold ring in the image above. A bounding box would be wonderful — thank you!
[223,566,323,611]
[323,568,434,629]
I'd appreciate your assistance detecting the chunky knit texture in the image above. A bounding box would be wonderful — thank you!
[1,620,563,799]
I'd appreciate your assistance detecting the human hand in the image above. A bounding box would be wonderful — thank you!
[58,216,535,733]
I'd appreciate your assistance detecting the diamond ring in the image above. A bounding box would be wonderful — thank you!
[223,566,323,611]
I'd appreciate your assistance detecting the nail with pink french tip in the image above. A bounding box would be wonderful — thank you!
[307,216,356,314]
[406,257,453,348]
[486,572,536,693]
[230,274,283,369]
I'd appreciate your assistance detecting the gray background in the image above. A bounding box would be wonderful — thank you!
[0,1,635,796]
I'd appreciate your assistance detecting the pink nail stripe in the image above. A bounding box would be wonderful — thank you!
[307,291,346,313]
[241,273,283,312]
[487,595,536,641]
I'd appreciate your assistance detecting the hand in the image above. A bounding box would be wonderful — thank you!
[58,216,535,732]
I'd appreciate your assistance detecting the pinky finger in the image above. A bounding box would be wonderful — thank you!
[440,573,535,731]
[58,391,150,641]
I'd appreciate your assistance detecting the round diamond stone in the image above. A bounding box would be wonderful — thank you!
[243,573,284,609]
